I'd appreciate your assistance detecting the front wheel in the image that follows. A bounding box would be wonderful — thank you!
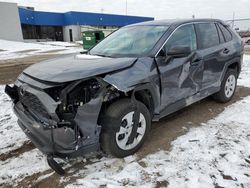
[213,69,237,103]
[100,99,151,158]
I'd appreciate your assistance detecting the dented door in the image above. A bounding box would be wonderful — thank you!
[155,24,204,112]
[156,52,204,112]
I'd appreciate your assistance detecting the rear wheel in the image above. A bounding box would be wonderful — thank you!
[213,69,237,103]
[100,98,151,158]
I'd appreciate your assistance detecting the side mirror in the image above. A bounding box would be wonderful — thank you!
[167,45,191,58]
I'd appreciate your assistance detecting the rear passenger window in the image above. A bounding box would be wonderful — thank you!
[216,24,225,43]
[196,23,220,49]
[218,23,232,42]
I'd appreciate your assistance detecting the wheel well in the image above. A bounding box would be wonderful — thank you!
[228,62,240,77]
[97,88,155,125]
[134,90,154,117]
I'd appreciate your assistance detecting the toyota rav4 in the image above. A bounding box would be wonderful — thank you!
[5,19,244,174]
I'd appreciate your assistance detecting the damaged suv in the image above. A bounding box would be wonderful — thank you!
[5,19,243,174]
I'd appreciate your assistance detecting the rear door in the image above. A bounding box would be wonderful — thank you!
[195,22,232,91]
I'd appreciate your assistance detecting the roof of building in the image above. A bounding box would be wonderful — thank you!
[18,8,154,27]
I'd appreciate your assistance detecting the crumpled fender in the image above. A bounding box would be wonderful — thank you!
[103,57,161,114]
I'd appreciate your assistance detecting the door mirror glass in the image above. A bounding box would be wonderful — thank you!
[167,45,191,57]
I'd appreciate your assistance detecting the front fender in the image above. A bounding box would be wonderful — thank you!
[103,57,161,115]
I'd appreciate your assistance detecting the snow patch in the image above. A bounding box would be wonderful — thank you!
[0,85,27,155]
[238,55,250,87]
[0,149,49,186]
[0,40,83,60]
[65,96,250,188]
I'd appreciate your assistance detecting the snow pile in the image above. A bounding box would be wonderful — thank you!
[0,39,83,60]
[0,85,27,155]
[238,55,250,87]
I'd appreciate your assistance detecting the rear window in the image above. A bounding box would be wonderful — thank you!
[196,23,220,49]
[216,24,225,43]
[218,23,232,42]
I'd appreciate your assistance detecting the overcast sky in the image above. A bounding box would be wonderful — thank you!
[1,0,250,20]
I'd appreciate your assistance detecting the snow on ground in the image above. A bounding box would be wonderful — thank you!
[238,54,250,87]
[0,39,83,60]
[64,96,250,188]
[38,41,80,47]
[0,149,49,186]
[0,85,27,155]
[0,55,249,187]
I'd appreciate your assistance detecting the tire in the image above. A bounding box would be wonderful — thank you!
[212,68,237,103]
[100,98,151,158]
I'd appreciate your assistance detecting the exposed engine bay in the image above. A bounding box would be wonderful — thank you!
[54,79,102,122]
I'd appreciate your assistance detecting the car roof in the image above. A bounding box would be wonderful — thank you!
[127,18,225,27]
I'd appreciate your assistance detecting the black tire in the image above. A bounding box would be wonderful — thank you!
[212,69,237,103]
[100,98,151,158]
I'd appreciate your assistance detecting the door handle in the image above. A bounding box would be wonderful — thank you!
[223,48,230,54]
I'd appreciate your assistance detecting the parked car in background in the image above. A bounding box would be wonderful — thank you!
[244,37,250,45]
[238,31,250,44]
[5,19,244,175]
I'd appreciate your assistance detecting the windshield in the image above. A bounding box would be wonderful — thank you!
[89,25,169,57]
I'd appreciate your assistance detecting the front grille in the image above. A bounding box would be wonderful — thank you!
[19,91,48,118]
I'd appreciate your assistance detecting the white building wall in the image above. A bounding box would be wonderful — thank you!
[0,2,23,41]
[63,25,81,42]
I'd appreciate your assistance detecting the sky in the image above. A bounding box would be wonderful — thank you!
[1,0,250,21]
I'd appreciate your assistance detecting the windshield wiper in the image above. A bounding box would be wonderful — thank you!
[93,54,112,58]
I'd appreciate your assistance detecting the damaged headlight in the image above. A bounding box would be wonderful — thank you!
[55,79,102,121]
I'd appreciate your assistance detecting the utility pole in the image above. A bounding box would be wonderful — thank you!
[126,0,128,15]
[232,12,235,28]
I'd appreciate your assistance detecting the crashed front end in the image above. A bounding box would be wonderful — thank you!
[5,73,110,159]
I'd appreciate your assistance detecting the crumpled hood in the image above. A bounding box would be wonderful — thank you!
[23,54,137,83]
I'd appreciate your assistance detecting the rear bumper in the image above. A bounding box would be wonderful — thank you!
[6,83,103,158]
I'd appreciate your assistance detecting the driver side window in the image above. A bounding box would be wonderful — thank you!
[164,24,197,53]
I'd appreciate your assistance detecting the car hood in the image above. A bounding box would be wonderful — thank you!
[23,54,137,83]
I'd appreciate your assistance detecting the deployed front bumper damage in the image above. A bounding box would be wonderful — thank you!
[5,78,105,160]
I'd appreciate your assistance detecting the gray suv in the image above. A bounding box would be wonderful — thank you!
[5,19,244,174]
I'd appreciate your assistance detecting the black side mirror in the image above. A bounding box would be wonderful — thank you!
[167,45,191,58]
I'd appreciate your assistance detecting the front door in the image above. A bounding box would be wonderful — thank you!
[155,24,204,112]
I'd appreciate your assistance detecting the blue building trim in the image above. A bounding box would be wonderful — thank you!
[19,8,154,27]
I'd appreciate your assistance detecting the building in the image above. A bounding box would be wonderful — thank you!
[0,2,154,42]
[0,2,23,41]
